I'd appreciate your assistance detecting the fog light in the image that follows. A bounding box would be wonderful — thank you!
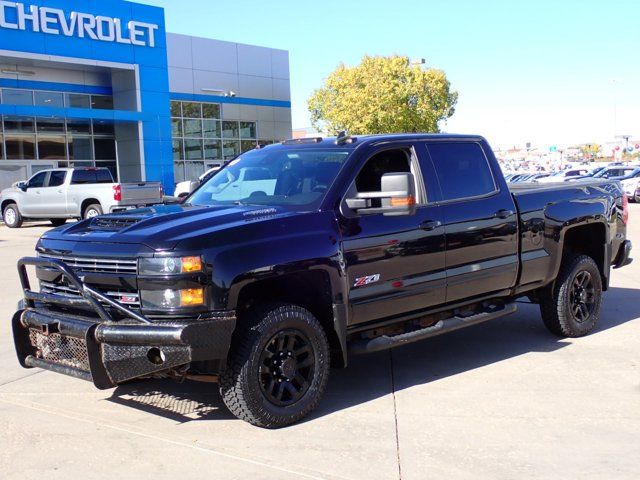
[140,288,205,309]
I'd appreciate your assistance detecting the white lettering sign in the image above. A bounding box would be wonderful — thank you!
[0,1,159,47]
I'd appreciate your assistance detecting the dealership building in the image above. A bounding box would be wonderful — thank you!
[0,0,292,191]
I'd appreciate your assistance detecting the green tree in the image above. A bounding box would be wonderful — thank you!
[308,55,458,135]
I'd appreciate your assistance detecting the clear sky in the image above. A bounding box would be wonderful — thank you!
[145,0,639,150]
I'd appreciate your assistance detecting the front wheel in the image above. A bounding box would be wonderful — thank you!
[220,303,330,428]
[3,203,23,228]
[539,255,603,337]
[83,204,103,220]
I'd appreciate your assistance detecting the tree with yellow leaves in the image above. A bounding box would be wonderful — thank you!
[308,55,458,135]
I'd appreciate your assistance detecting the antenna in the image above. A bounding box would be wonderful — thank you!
[335,130,353,145]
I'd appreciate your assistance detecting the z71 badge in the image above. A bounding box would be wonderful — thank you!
[354,274,381,287]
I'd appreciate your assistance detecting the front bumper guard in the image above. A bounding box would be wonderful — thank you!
[12,257,236,389]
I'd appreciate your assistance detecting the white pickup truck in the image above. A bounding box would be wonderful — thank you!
[0,168,163,228]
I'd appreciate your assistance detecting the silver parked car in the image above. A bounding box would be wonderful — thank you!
[0,168,163,228]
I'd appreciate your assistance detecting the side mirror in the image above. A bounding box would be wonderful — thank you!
[16,181,27,191]
[346,172,417,216]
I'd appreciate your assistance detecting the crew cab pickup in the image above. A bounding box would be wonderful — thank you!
[11,134,632,428]
[1,168,163,228]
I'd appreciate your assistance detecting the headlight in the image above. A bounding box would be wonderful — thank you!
[140,288,205,309]
[139,256,203,275]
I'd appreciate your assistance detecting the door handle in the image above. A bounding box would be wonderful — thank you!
[494,209,515,219]
[420,220,442,231]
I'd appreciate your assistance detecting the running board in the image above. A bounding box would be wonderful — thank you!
[348,302,517,355]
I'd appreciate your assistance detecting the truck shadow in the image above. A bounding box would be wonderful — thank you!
[107,286,640,424]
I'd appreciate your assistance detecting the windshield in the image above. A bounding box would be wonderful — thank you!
[187,146,351,208]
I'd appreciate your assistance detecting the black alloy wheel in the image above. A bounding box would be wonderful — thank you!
[220,303,330,428]
[540,255,603,337]
[569,270,596,323]
[258,329,315,407]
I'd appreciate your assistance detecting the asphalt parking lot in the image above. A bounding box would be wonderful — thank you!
[1,210,639,480]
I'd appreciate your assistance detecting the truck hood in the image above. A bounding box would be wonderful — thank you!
[41,203,300,251]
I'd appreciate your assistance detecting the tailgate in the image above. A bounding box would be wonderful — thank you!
[118,183,162,203]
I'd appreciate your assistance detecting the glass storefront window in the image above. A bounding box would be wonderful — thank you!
[69,137,93,160]
[174,162,186,183]
[67,119,91,135]
[241,140,257,153]
[240,122,257,139]
[183,119,202,138]
[171,118,183,137]
[222,140,240,160]
[91,95,114,110]
[222,121,239,138]
[65,93,91,109]
[5,135,36,159]
[172,139,183,160]
[202,103,221,119]
[184,139,203,160]
[203,119,221,138]
[4,116,35,132]
[36,118,65,133]
[185,161,205,181]
[170,101,182,117]
[182,102,201,118]
[93,120,115,135]
[94,138,116,160]
[38,136,67,160]
[204,139,222,160]
[2,89,33,106]
[35,91,64,108]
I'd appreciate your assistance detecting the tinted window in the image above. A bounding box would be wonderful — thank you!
[48,171,67,187]
[428,143,496,201]
[71,169,113,184]
[96,169,113,183]
[29,172,47,188]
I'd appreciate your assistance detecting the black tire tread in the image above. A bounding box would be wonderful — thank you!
[220,303,329,428]
[540,254,602,337]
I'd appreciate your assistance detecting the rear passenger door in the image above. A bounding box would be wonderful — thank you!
[421,141,519,303]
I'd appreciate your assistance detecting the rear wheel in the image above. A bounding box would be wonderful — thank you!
[540,255,603,337]
[220,303,330,428]
[83,204,103,220]
[49,218,67,227]
[3,203,23,228]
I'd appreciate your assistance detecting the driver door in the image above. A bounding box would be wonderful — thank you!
[340,144,446,325]
[18,171,49,217]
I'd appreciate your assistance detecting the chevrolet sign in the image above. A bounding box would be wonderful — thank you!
[0,1,159,47]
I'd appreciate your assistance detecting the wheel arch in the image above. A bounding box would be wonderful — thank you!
[233,270,347,368]
[80,199,101,217]
[557,221,609,290]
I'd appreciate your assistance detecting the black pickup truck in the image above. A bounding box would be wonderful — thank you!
[12,134,632,428]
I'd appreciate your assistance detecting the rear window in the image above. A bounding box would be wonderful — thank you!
[427,142,496,201]
[48,170,66,187]
[71,169,113,184]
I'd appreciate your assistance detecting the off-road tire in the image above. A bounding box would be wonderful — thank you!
[540,255,603,337]
[83,204,103,219]
[220,303,330,428]
[50,218,67,227]
[3,203,23,228]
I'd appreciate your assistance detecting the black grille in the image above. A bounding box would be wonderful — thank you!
[38,253,137,274]
[90,216,142,231]
[28,329,90,372]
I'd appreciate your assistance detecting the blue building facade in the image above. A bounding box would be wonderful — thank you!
[0,0,292,191]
